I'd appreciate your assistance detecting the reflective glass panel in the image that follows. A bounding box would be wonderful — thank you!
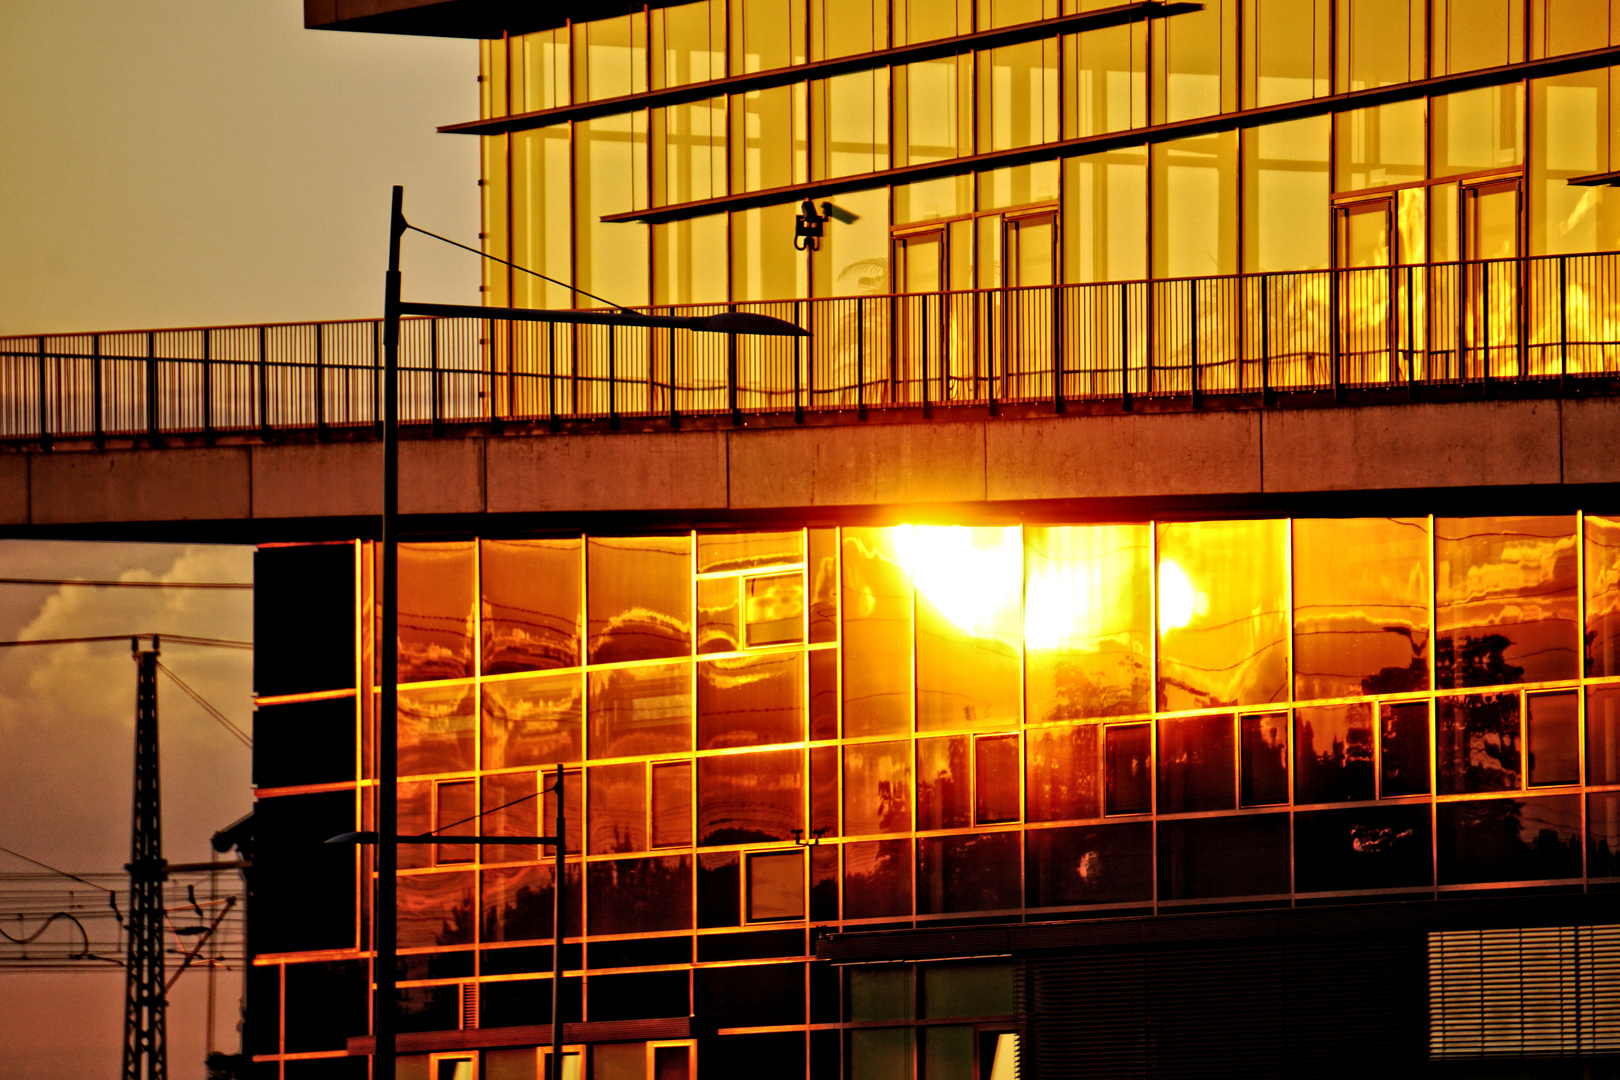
[1380,700,1431,797]
[1437,692,1522,795]
[1527,690,1580,787]
[808,649,838,740]
[1435,516,1578,688]
[651,761,693,847]
[1293,804,1433,891]
[746,573,804,646]
[843,839,912,918]
[844,740,912,835]
[588,856,693,934]
[698,850,740,927]
[807,528,838,644]
[1437,795,1582,884]
[481,771,538,864]
[810,844,838,920]
[1240,712,1290,806]
[916,832,1021,914]
[748,850,805,920]
[916,736,970,830]
[1025,525,1152,721]
[1591,686,1620,786]
[697,748,803,845]
[397,781,432,870]
[810,744,838,838]
[542,770,584,855]
[589,762,647,854]
[909,526,1022,732]
[1591,791,1620,879]
[697,653,804,749]
[588,662,692,759]
[482,671,583,770]
[697,530,801,573]
[1025,724,1100,823]
[481,862,582,941]
[842,528,913,736]
[397,871,475,948]
[587,536,692,663]
[398,682,476,778]
[1157,814,1291,900]
[1586,516,1620,677]
[696,577,741,655]
[398,542,476,683]
[1157,520,1288,710]
[481,538,582,675]
[1294,702,1375,803]
[435,779,476,864]
[1156,714,1236,813]
[1024,822,1154,907]
[1293,518,1431,700]
[1105,724,1153,815]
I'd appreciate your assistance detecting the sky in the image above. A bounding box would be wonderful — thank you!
[0,1,479,1075]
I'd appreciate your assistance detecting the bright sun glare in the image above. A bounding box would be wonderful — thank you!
[895,525,1022,640]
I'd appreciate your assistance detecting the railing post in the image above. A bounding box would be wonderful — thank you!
[668,326,681,429]
[92,333,104,448]
[260,324,271,438]
[987,290,999,417]
[1053,283,1064,414]
[430,317,441,436]
[1261,277,1272,407]
[36,336,49,449]
[921,293,932,420]
[1482,259,1493,384]
[1190,278,1202,409]
[728,329,740,427]
[146,331,159,443]
[857,297,867,421]
[1407,263,1417,397]
[1559,256,1569,395]
[889,292,899,406]
[315,323,326,438]
[371,321,381,437]
[1331,267,1342,400]
[794,303,805,425]
[548,323,561,433]
[609,326,620,430]
[1120,283,1132,412]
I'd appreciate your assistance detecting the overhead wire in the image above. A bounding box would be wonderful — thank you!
[0,577,250,590]
[155,662,252,749]
[0,634,251,650]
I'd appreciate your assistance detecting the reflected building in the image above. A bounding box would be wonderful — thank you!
[245,2,1620,1079]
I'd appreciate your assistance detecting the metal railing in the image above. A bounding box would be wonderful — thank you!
[4,251,1619,444]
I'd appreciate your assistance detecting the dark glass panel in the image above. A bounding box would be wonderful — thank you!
[396,985,460,1033]
[697,576,741,655]
[1240,712,1289,806]
[748,850,806,920]
[435,779,476,864]
[1380,700,1431,797]
[844,839,913,919]
[1294,702,1375,803]
[920,962,1015,1018]
[1025,524,1152,721]
[696,963,806,1026]
[587,855,693,934]
[747,573,805,646]
[395,950,470,982]
[698,748,803,845]
[810,744,839,838]
[254,696,356,789]
[916,832,1021,914]
[588,662,692,759]
[590,935,692,968]
[654,1045,690,1080]
[397,541,476,683]
[1437,692,1521,795]
[975,734,1021,824]
[698,851,741,927]
[697,652,804,749]
[698,928,805,962]
[1437,795,1582,884]
[1157,814,1292,900]
[244,964,279,1055]
[398,781,433,870]
[1435,516,1578,688]
[808,528,838,644]
[917,736,971,830]
[282,1058,367,1080]
[541,769,583,855]
[282,960,367,1053]
[847,966,913,1020]
[841,527,913,737]
[913,526,1022,733]
[588,970,690,1020]
[398,681,475,777]
[698,530,802,573]
[1293,804,1433,892]
[1105,724,1152,815]
[1292,518,1431,700]
[844,740,912,835]
[254,543,355,697]
[810,844,839,920]
[922,1025,973,1080]
[1156,714,1236,813]
[1157,520,1289,710]
[482,671,583,770]
[1024,823,1154,907]
[1585,515,1620,677]
[587,535,692,663]
[1590,685,1620,786]
[1590,791,1620,878]
[652,761,693,847]
[589,762,647,854]
[848,1030,913,1080]
[480,863,582,942]
[397,870,474,948]
[810,964,840,1023]
[1026,724,1100,823]
[480,538,582,675]
[482,978,581,1028]
[808,649,838,739]
[1527,690,1580,786]
[252,790,356,955]
[704,1033,805,1078]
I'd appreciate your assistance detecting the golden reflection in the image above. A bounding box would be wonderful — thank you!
[896,525,1022,643]
[1157,557,1203,633]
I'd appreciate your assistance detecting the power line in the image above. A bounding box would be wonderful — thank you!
[155,662,251,749]
[0,845,116,895]
[0,577,250,590]
[0,634,251,650]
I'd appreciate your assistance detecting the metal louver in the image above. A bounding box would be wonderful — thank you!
[460,981,479,1031]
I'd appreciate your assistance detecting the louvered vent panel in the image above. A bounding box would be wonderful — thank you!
[1429,925,1620,1058]
[460,981,479,1030]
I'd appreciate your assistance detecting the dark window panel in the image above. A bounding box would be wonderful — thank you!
[705,1033,805,1077]
[398,870,474,949]
[1437,692,1521,795]
[480,977,581,1028]
[480,863,582,942]
[841,527,913,737]
[922,1024,974,1080]
[1026,724,1100,823]
[749,850,806,921]
[254,543,355,698]
[589,970,691,1020]
[1105,723,1152,815]
[844,839,913,919]
[587,535,692,664]
[975,734,1021,824]
[481,671,583,771]
[398,681,476,777]
[1591,685,1620,786]
[483,944,581,976]
[920,962,1015,1018]
[1156,714,1236,813]
[697,652,804,749]
[397,984,460,1033]
[1025,822,1154,907]
[810,845,839,920]
[698,851,741,928]
[283,1058,367,1080]
[697,576,741,655]
[916,832,1021,915]
[810,745,838,838]
[698,748,803,845]
[253,791,356,955]
[244,964,279,1055]
[589,762,648,854]
[1437,795,1583,884]
[1292,518,1431,700]
[1294,702,1374,803]
[589,936,692,968]
[1435,516,1578,689]
[1527,690,1580,786]
[1293,804,1434,892]
[1380,700,1431,797]
[697,530,802,573]
[1585,515,1620,677]
[696,963,806,1027]
[844,741,912,835]
[481,771,538,865]
[914,527,1022,734]
[652,760,693,847]
[588,662,692,759]
[480,537,582,675]
[1239,712,1289,807]
[1590,791,1620,878]
[435,779,477,864]
[1156,813,1291,901]
[1024,524,1152,722]
[254,696,356,789]
[808,528,839,644]
[808,649,839,740]
[397,541,477,683]
[541,769,584,855]
[917,735,971,830]
[588,855,693,935]
[847,965,913,1021]
[396,951,471,981]
[810,962,840,1024]
[747,572,805,646]
[697,928,805,962]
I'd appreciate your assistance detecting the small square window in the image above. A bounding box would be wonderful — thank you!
[746,574,804,647]
[747,850,805,921]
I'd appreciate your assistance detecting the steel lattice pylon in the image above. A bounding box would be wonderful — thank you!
[123,638,167,1080]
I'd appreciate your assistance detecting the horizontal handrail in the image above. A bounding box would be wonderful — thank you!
[2,252,1617,445]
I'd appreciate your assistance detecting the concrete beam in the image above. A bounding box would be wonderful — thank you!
[487,430,728,514]
[728,422,985,509]
[29,447,251,525]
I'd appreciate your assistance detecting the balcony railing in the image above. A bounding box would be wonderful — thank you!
[4,252,1619,444]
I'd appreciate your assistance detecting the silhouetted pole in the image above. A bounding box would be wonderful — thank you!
[123,635,167,1080]
[552,765,565,1080]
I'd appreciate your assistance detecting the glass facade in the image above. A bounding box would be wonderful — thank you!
[252,513,1620,1077]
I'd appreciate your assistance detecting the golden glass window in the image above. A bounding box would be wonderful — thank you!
[481,538,582,675]
[746,573,804,646]
[587,662,692,759]
[1025,723,1100,824]
[844,740,912,835]
[697,747,804,844]
[908,525,1022,733]
[697,652,804,748]
[841,527,913,737]
[1586,515,1620,677]
[398,681,476,777]
[482,671,583,770]
[397,542,476,684]
[586,535,692,663]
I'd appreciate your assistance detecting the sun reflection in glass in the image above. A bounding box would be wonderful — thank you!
[1158,557,1204,632]
[895,525,1022,641]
